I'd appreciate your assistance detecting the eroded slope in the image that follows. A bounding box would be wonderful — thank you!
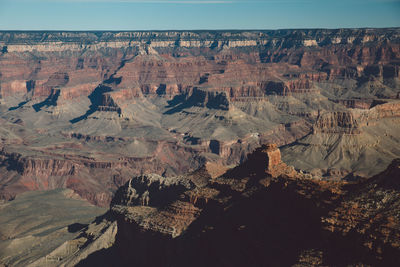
[32,144,400,267]
[0,29,399,205]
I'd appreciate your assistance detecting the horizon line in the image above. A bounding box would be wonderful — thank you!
[0,27,399,32]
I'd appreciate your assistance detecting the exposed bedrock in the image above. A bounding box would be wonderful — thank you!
[282,100,400,178]
[0,118,310,206]
[313,111,361,134]
[313,101,400,134]
[264,79,318,96]
[5,154,76,178]
[0,30,399,102]
[371,101,400,118]
[97,93,122,113]
[0,28,399,206]
[56,145,400,267]
[0,29,399,266]
[111,174,195,207]
[166,87,230,112]
[101,144,300,266]
[1,144,399,266]
[242,143,297,178]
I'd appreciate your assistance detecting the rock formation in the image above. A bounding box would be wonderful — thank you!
[13,144,399,267]
[0,29,399,205]
[282,100,400,177]
[243,143,297,178]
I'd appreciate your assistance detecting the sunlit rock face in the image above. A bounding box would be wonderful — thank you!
[0,29,399,206]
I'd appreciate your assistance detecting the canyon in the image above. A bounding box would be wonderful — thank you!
[0,28,399,266]
[1,144,398,266]
[0,29,399,207]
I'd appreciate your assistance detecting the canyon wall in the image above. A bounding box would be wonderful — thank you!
[14,145,399,267]
[0,29,399,205]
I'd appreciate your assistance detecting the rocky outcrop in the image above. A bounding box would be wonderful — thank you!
[111,174,195,207]
[245,143,297,177]
[0,150,77,178]
[313,101,400,135]
[97,93,121,113]
[372,101,400,119]
[107,144,298,244]
[35,144,400,267]
[281,99,400,179]
[313,111,361,134]
[264,79,318,96]
[183,88,230,110]
[0,148,199,206]
[105,154,400,267]
[322,159,400,260]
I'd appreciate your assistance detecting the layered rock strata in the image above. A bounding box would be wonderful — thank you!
[23,144,400,267]
[0,28,399,204]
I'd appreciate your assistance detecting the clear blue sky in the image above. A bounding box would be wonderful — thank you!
[0,0,399,30]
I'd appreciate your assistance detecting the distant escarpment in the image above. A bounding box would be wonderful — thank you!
[0,28,399,205]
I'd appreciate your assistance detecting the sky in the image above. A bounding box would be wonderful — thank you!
[0,0,399,30]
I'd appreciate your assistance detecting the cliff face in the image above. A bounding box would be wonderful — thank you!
[0,28,399,205]
[282,100,400,177]
[313,111,361,134]
[1,29,399,100]
[24,144,400,267]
